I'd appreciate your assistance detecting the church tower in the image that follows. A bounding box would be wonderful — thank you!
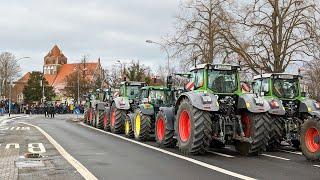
[44,45,68,75]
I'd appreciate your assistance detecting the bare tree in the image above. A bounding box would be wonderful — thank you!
[0,52,21,97]
[168,0,229,65]
[220,0,320,74]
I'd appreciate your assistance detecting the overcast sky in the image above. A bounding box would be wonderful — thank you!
[0,0,180,75]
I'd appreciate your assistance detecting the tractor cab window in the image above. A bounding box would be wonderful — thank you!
[272,78,299,99]
[141,89,148,99]
[126,85,141,99]
[208,70,237,93]
[191,69,204,88]
[149,90,170,105]
[253,78,269,95]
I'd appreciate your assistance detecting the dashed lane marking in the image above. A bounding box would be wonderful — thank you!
[80,122,256,180]
[208,151,235,158]
[313,165,320,168]
[277,149,302,155]
[19,122,98,180]
[261,154,290,161]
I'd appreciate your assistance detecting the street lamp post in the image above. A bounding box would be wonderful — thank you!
[146,40,170,75]
[8,56,30,117]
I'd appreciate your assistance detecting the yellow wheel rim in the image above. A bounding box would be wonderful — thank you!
[135,113,141,137]
[125,119,130,135]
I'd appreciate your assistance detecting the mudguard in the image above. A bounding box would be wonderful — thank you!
[238,93,270,113]
[264,98,286,115]
[113,97,130,110]
[176,91,219,112]
[138,104,154,116]
[159,107,175,130]
[299,98,320,118]
[96,102,106,110]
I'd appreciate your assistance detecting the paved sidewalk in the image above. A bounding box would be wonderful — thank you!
[0,116,83,180]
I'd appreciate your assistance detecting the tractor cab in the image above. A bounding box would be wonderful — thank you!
[140,86,174,109]
[119,81,147,101]
[188,63,241,95]
[253,73,301,100]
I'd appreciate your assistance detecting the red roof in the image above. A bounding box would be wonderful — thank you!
[44,62,99,87]
[17,72,31,83]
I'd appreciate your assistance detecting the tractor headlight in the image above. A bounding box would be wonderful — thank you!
[129,99,133,104]
[270,100,279,109]
[254,97,264,106]
[202,95,212,104]
[315,102,320,109]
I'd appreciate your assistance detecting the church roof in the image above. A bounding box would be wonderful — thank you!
[45,45,66,58]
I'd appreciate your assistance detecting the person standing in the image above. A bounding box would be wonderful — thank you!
[0,101,4,116]
[49,103,55,118]
[44,103,49,118]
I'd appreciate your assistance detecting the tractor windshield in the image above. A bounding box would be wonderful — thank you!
[149,90,171,105]
[208,70,238,93]
[127,85,142,99]
[272,78,299,99]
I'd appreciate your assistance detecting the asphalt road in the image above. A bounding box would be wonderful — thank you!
[20,114,320,180]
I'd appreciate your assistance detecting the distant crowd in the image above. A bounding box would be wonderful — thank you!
[0,100,85,116]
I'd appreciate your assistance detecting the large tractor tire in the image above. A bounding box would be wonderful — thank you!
[125,114,134,138]
[155,111,176,148]
[110,104,126,134]
[96,110,104,129]
[266,115,285,151]
[235,112,270,155]
[175,99,212,155]
[103,110,111,132]
[300,118,320,161]
[134,110,151,141]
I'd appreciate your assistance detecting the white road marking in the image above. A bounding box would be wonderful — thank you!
[261,154,290,161]
[80,122,256,180]
[20,122,98,180]
[313,165,320,168]
[208,151,235,158]
[277,149,302,155]
[5,143,20,149]
[28,143,46,153]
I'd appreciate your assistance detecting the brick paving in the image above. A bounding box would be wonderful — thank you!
[0,149,19,180]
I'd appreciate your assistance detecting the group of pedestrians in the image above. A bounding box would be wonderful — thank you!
[44,103,56,118]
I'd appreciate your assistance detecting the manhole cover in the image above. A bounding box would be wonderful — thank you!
[15,160,45,168]
[24,153,43,158]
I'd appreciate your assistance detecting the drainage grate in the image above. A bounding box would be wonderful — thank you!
[15,153,45,168]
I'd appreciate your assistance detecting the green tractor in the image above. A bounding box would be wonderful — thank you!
[126,81,176,142]
[252,73,320,156]
[92,88,114,131]
[110,81,146,134]
[84,92,96,125]
[157,63,271,155]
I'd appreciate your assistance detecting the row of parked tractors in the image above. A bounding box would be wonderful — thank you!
[84,63,320,160]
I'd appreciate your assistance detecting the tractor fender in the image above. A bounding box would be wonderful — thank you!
[138,104,154,116]
[237,93,270,113]
[265,98,286,115]
[176,91,219,112]
[96,102,106,111]
[159,107,175,130]
[112,97,130,110]
[299,98,320,118]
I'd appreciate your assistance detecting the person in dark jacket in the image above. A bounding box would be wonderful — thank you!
[44,103,49,118]
[49,103,55,118]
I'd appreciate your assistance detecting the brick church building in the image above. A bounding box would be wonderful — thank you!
[13,45,103,104]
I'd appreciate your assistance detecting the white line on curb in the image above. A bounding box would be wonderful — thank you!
[80,122,256,180]
[277,149,302,155]
[261,154,290,161]
[208,151,235,158]
[313,165,320,168]
[19,122,98,180]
